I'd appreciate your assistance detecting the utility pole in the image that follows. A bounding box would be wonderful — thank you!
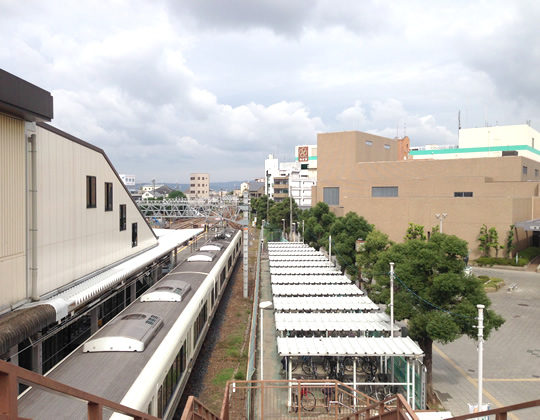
[477,304,485,414]
[390,262,394,337]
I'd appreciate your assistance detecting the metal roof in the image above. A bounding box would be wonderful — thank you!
[273,296,379,312]
[269,250,323,256]
[269,260,334,268]
[268,242,310,248]
[270,267,341,275]
[271,275,351,285]
[277,336,423,357]
[37,228,203,310]
[271,284,363,297]
[274,312,397,333]
[268,254,328,262]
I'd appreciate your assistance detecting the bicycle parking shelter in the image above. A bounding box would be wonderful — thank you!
[277,336,425,409]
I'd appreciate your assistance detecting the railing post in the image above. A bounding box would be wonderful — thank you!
[87,401,103,420]
[0,369,18,420]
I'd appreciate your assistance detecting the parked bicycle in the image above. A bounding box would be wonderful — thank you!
[281,356,298,372]
[291,379,316,412]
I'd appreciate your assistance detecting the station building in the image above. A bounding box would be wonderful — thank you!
[313,129,540,259]
[0,69,198,374]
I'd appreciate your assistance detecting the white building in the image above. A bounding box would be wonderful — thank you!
[264,145,317,209]
[410,124,540,162]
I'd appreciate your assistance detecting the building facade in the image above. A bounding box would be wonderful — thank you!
[315,129,539,258]
[189,173,210,197]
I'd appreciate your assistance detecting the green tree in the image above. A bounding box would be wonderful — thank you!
[405,223,427,241]
[488,227,503,258]
[300,202,335,248]
[505,224,516,258]
[250,195,274,228]
[371,233,505,400]
[168,190,186,199]
[328,212,373,278]
[478,224,490,257]
[356,229,393,286]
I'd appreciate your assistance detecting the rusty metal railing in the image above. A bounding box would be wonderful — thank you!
[180,396,220,420]
[0,359,160,420]
[219,379,420,420]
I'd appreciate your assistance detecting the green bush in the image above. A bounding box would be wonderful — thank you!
[516,247,540,263]
[476,257,526,267]
[234,371,246,380]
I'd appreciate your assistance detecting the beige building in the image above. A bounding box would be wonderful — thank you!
[189,172,210,197]
[314,130,538,258]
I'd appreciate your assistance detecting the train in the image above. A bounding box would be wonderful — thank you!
[18,228,242,419]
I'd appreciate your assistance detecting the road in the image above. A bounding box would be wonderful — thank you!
[432,267,540,419]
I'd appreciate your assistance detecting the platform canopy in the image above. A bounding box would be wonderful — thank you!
[273,296,379,312]
[268,254,329,262]
[275,312,398,333]
[270,267,341,276]
[271,284,363,297]
[271,275,351,285]
[268,242,310,249]
[277,336,423,358]
[269,260,334,268]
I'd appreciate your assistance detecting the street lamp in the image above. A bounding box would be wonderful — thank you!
[282,218,286,239]
[435,213,447,233]
[259,300,273,380]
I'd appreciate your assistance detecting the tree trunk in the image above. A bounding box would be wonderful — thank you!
[417,336,434,402]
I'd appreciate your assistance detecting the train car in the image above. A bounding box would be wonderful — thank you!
[18,228,242,419]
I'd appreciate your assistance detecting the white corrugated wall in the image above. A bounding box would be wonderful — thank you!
[0,113,27,310]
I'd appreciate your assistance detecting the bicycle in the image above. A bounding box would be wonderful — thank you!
[281,356,298,372]
[343,356,354,372]
[292,380,316,412]
[301,356,313,375]
[361,356,378,375]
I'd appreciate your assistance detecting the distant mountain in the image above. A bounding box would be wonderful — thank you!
[135,181,246,192]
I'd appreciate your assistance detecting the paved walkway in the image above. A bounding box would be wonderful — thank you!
[433,267,540,419]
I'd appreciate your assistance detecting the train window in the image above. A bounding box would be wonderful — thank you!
[157,386,163,417]
[132,223,138,247]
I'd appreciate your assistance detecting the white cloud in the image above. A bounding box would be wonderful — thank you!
[1,0,540,183]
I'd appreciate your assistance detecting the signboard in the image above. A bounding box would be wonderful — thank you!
[298,146,309,162]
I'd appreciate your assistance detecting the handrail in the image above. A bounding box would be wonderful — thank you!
[447,398,540,420]
[0,359,160,420]
[180,396,220,420]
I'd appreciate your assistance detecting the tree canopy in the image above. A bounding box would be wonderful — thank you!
[168,190,186,199]
[371,232,505,399]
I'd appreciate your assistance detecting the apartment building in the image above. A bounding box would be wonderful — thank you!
[189,173,210,197]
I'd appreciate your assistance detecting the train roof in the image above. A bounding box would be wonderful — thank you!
[18,230,240,419]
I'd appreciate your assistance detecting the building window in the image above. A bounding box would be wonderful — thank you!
[190,176,195,180]
[536,169,539,177]
[454,192,473,197]
[301,164,308,170]
[523,166,528,175]
[384,144,390,149]
[323,187,339,205]
[86,176,96,208]
[365,140,373,146]
[132,223,138,247]
[105,182,113,211]
[372,186,398,197]
[120,205,126,231]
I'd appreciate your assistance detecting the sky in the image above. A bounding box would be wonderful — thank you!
[2,1,539,184]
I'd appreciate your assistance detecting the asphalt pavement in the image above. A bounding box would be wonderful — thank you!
[432,267,540,419]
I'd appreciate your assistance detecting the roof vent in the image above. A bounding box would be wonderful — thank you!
[140,279,192,302]
[187,251,216,262]
[200,241,223,252]
[82,312,163,353]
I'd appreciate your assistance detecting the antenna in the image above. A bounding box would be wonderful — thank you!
[458,110,461,130]
[404,122,406,137]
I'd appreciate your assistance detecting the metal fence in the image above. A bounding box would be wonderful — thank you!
[245,226,264,418]
[220,379,420,420]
